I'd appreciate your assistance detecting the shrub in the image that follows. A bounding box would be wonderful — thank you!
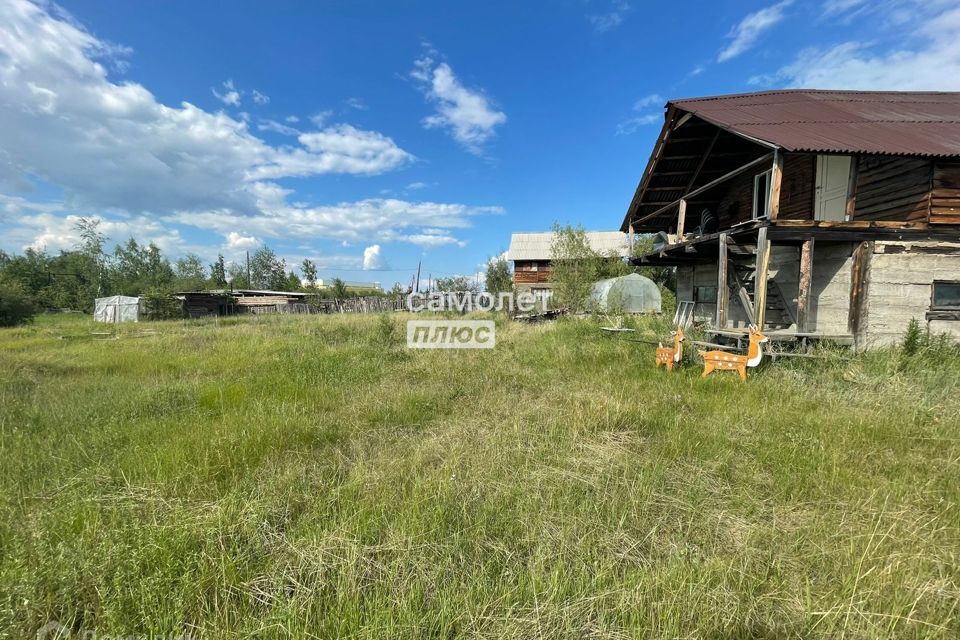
[141,290,184,320]
[0,282,39,327]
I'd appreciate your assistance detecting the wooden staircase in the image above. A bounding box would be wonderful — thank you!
[726,241,795,330]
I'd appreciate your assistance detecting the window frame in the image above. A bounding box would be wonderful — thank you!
[752,169,772,220]
[931,281,960,311]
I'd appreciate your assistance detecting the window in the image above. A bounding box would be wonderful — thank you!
[932,281,960,310]
[753,170,772,219]
[694,286,718,304]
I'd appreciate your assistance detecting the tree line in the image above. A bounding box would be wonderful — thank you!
[0,218,390,325]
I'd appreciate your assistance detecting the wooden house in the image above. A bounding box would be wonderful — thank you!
[621,90,960,347]
[508,231,630,294]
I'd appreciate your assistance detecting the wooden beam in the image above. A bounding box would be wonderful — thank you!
[676,199,688,239]
[848,241,873,336]
[753,226,770,328]
[683,130,720,195]
[628,222,635,255]
[845,156,859,221]
[796,236,814,332]
[633,152,775,225]
[768,150,783,221]
[716,233,728,329]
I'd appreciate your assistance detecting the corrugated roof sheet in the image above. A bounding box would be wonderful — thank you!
[507,231,629,261]
[671,90,960,157]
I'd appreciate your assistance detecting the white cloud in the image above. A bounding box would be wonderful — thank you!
[0,0,414,217]
[168,198,503,247]
[753,5,960,89]
[362,244,386,270]
[212,79,241,106]
[225,231,259,250]
[718,0,793,62]
[411,53,506,154]
[285,115,299,123]
[310,110,333,127]
[589,1,631,33]
[257,119,300,136]
[406,181,429,190]
[617,93,664,135]
[632,93,663,110]
[345,97,368,111]
[251,89,269,105]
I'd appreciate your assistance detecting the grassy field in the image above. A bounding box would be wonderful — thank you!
[1,313,958,639]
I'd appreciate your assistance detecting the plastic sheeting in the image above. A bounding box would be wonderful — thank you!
[590,273,661,314]
[93,296,141,323]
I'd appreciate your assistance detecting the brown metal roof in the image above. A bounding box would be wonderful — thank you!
[670,90,960,157]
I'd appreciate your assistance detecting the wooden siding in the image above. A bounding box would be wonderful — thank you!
[852,156,931,222]
[514,270,551,284]
[931,162,960,225]
[778,154,815,220]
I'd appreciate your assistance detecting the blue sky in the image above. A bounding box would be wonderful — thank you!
[1,0,958,288]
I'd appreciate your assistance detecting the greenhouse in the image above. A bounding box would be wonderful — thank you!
[589,273,661,314]
[93,295,142,323]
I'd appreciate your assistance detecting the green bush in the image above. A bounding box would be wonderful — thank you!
[141,290,184,320]
[0,282,38,327]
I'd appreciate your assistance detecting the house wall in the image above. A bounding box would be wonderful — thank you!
[853,156,931,222]
[859,241,960,346]
[931,162,960,225]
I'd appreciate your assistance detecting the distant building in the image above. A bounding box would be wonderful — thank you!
[506,231,630,294]
[316,279,383,292]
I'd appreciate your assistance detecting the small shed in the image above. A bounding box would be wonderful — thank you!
[590,274,661,313]
[93,295,141,323]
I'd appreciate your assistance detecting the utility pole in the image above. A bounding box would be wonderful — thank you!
[428,273,431,293]
[246,251,251,288]
[415,260,421,293]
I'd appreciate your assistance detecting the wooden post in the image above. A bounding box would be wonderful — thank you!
[676,199,687,240]
[768,150,783,221]
[716,233,728,329]
[628,221,635,255]
[754,226,770,329]
[845,156,859,221]
[796,236,814,332]
[848,241,872,335]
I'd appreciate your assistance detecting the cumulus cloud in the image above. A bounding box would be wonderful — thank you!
[0,0,413,218]
[225,231,259,250]
[362,244,386,270]
[168,199,502,247]
[718,1,793,62]
[212,79,241,106]
[411,52,506,154]
[752,5,960,90]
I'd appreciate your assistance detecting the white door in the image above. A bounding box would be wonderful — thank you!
[815,155,852,221]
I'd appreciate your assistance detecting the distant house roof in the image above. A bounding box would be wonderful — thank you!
[507,231,629,261]
[670,90,960,158]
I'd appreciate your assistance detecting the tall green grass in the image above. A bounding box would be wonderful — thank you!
[0,313,957,638]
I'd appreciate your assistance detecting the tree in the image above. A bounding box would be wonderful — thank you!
[285,270,302,291]
[485,255,512,294]
[0,281,38,326]
[226,262,249,289]
[301,259,317,287]
[249,246,287,290]
[73,217,107,297]
[209,254,227,287]
[435,275,479,293]
[174,254,206,291]
[632,235,676,291]
[111,238,174,294]
[330,277,348,300]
